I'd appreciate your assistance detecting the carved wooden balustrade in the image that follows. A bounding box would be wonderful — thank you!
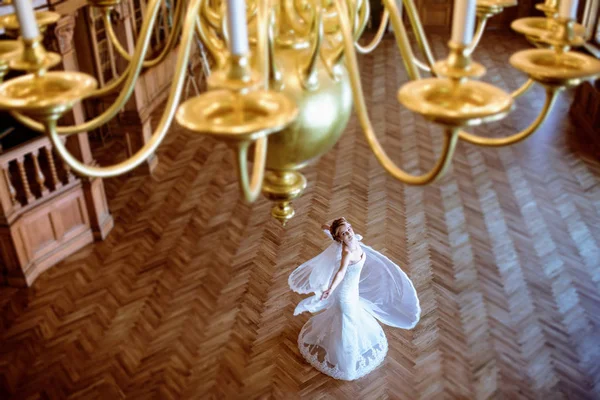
[0,132,95,287]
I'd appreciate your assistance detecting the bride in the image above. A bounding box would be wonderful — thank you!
[288,217,421,381]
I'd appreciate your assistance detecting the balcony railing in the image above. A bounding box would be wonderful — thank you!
[0,134,78,223]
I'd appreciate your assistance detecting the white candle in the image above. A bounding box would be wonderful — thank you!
[558,0,579,19]
[450,0,476,46]
[226,0,249,56]
[12,0,40,40]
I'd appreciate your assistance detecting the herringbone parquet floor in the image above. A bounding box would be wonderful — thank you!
[1,31,599,399]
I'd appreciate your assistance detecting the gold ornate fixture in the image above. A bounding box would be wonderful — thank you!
[0,0,599,225]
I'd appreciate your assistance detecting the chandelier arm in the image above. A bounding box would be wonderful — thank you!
[196,13,226,67]
[88,63,132,98]
[202,0,222,29]
[364,0,429,74]
[355,10,389,54]
[356,0,430,74]
[322,0,355,37]
[458,87,559,147]
[467,17,488,54]
[301,5,324,87]
[102,11,133,60]
[293,0,314,27]
[45,0,202,178]
[283,0,311,34]
[322,3,342,34]
[220,11,230,50]
[354,0,368,38]
[101,0,184,69]
[322,0,357,69]
[399,0,438,76]
[323,0,341,20]
[235,138,268,202]
[10,0,165,136]
[244,0,259,20]
[336,0,458,185]
[511,78,535,99]
[256,0,271,87]
[379,0,420,80]
[325,40,344,70]
[413,57,432,72]
[325,1,404,69]
[353,0,374,45]
[350,0,359,35]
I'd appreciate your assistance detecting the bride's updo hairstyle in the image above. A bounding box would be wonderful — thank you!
[329,217,347,243]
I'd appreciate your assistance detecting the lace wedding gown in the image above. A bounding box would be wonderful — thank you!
[289,232,421,381]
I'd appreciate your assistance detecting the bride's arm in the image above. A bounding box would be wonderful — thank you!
[321,248,350,300]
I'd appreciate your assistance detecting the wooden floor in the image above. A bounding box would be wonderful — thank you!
[1,31,599,399]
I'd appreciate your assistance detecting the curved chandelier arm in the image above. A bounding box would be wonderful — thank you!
[255,0,271,88]
[355,10,389,54]
[378,0,420,80]
[100,16,127,59]
[10,0,164,136]
[45,0,202,178]
[235,138,268,202]
[354,0,370,39]
[88,63,132,98]
[301,6,324,88]
[267,9,282,85]
[458,87,559,147]
[399,0,437,76]
[101,0,184,69]
[202,0,221,29]
[195,14,226,67]
[511,78,535,99]
[467,17,488,54]
[413,57,432,72]
[323,0,361,70]
[283,0,312,34]
[336,0,459,185]
[14,59,135,104]
[293,0,313,24]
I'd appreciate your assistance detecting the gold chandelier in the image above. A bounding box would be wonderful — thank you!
[0,0,598,225]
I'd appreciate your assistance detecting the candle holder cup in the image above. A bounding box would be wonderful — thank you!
[476,0,517,19]
[175,84,299,206]
[0,11,60,37]
[0,9,62,75]
[176,89,298,144]
[176,47,299,208]
[511,16,585,49]
[535,3,559,19]
[510,16,600,89]
[510,48,600,89]
[398,42,514,128]
[541,17,585,50]
[0,70,97,124]
[206,53,262,93]
[9,36,61,75]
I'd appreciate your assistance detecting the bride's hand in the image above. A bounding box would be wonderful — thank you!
[321,224,330,231]
[320,289,331,300]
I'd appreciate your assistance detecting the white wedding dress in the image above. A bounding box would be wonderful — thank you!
[289,231,421,381]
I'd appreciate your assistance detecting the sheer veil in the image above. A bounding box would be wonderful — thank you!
[289,227,421,329]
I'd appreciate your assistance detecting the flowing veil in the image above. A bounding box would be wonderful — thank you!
[287,229,342,314]
[289,228,421,329]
